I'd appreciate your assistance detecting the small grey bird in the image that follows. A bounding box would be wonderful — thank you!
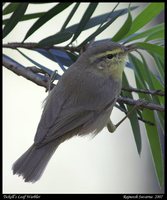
[12,40,130,183]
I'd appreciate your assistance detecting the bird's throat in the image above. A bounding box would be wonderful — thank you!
[108,63,125,81]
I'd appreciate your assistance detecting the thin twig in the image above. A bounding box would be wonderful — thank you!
[122,87,164,96]
[3,54,50,89]
[117,96,164,112]
[115,104,154,126]
[3,42,81,52]
[26,66,48,75]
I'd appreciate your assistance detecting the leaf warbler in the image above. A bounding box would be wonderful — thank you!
[12,40,134,182]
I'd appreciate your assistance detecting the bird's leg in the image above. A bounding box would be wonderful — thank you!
[107,119,116,133]
[107,99,146,133]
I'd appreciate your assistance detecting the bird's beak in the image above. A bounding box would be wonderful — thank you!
[124,44,137,53]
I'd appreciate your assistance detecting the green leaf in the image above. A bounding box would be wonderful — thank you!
[137,52,163,93]
[123,23,164,43]
[23,3,73,42]
[122,73,142,154]
[3,3,28,39]
[3,12,45,25]
[79,7,127,47]
[128,54,147,89]
[130,54,164,187]
[65,6,137,34]
[135,68,164,187]
[145,30,164,42]
[126,3,164,37]
[130,53,164,137]
[129,53,163,92]
[139,52,164,118]
[135,42,164,58]
[3,3,20,15]
[70,3,98,43]
[97,3,119,29]
[148,53,164,86]
[131,52,164,131]
[60,3,80,32]
[143,110,164,187]
[112,10,132,42]
[38,31,73,47]
[150,53,164,83]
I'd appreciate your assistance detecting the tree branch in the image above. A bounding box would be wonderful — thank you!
[3,54,164,113]
[3,54,50,89]
[122,87,164,96]
[3,42,81,52]
[115,104,154,126]
[117,96,164,112]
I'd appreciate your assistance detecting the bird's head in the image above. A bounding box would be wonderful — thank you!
[79,40,134,80]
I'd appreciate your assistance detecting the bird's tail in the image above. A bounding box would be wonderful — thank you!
[12,141,59,183]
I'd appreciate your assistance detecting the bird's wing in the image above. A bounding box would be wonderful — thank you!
[34,98,116,147]
[34,82,68,144]
[35,108,95,147]
[34,91,117,147]
[34,67,120,146]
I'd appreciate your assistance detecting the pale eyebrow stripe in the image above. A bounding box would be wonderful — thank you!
[90,49,124,63]
[96,49,124,58]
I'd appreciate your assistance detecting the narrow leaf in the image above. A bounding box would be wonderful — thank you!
[38,31,73,47]
[142,51,164,87]
[71,3,98,43]
[122,72,142,154]
[130,53,164,137]
[143,110,164,187]
[17,49,53,76]
[79,8,126,47]
[126,3,164,37]
[36,49,66,71]
[49,49,73,66]
[3,12,45,25]
[112,10,132,42]
[123,23,164,43]
[3,3,20,15]
[128,54,146,89]
[3,3,28,39]
[138,52,164,123]
[135,74,164,187]
[145,30,164,42]
[66,6,137,34]
[129,53,163,90]
[128,54,163,180]
[35,48,73,67]
[23,3,72,41]
[61,3,80,31]
[66,51,78,62]
[150,53,164,82]
[99,3,119,28]
[135,42,164,58]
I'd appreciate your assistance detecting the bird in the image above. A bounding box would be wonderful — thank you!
[12,40,133,183]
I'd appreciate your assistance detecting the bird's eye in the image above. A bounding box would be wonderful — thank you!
[106,54,114,59]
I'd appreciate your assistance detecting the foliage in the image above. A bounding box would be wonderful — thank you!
[3,2,164,188]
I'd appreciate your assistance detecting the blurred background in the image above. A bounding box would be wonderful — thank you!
[3,3,164,193]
